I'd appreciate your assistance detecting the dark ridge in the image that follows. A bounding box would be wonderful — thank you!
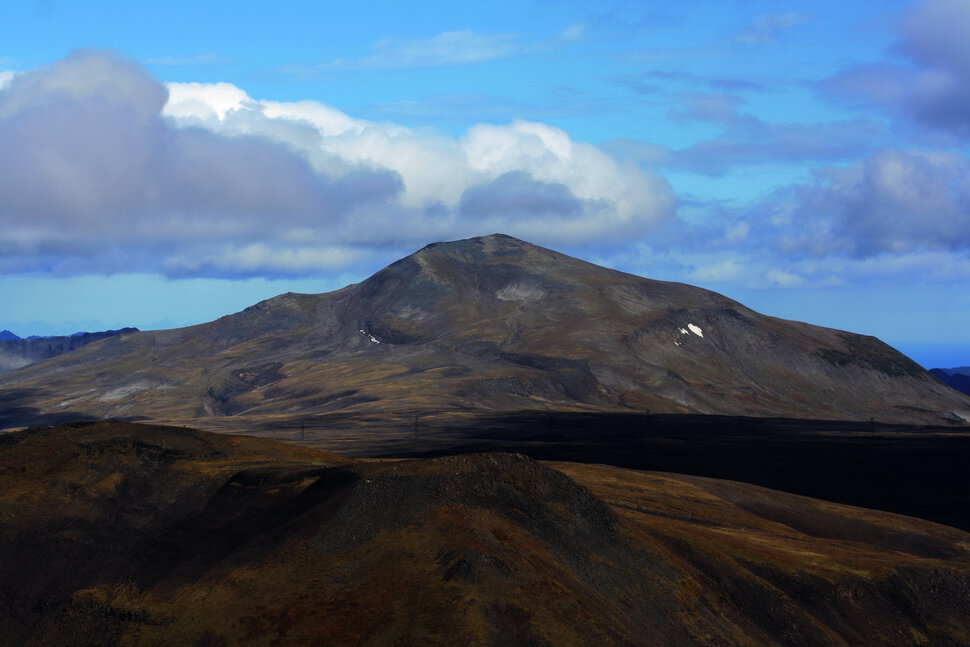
[931,368,970,395]
[0,327,139,375]
[357,411,970,532]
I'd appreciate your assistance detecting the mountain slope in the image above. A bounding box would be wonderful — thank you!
[2,421,969,646]
[0,234,967,428]
[0,327,138,373]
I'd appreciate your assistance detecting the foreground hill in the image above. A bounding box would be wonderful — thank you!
[1,421,968,646]
[1,234,967,429]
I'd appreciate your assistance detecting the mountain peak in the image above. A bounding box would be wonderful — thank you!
[414,233,546,262]
[2,236,968,427]
[423,233,524,248]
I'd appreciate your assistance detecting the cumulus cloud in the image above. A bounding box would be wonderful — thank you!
[775,149,970,257]
[457,171,599,241]
[0,50,403,278]
[164,82,674,245]
[0,50,675,278]
[898,0,970,77]
[625,146,970,291]
[822,0,970,137]
[625,131,970,294]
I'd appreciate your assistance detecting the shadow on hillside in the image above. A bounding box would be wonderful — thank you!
[0,388,93,429]
[354,412,970,533]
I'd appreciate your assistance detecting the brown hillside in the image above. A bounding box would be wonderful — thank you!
[1,421,969,646]
[1,235,968,430]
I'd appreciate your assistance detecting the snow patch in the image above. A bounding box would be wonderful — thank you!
[678,328,689,335]
[687,323,704,337]
[359,329,380,344]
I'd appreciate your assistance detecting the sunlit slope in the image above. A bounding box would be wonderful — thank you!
[2,234,967,428]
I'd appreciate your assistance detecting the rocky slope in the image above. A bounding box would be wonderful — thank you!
[1,421,968,646]
[0,234,967,429]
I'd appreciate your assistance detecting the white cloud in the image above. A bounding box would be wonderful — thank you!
[163,82,676,245]
[165,81,253,120]
[0,51,402,278]
[0,51,676,278]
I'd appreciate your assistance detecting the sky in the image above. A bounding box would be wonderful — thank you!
[0,0,968,368]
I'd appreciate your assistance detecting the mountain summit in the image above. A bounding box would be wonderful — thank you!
[1,234,967,428]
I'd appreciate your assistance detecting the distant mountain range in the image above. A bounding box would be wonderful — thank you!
[0,234,967,429]
[0,328,138,373]
[931,367,970,396]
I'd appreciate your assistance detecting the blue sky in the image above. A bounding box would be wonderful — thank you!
[1,0,968,368]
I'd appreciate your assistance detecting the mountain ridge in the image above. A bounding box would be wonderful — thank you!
[0,234,967,429]
[932,368,970,396]
[0,327,139,374]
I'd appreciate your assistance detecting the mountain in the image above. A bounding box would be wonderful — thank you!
[0,327,138,374]
[2,421,969,646]
[0,234,967,429]
[931,368,970,396]
[939,366,970,374]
